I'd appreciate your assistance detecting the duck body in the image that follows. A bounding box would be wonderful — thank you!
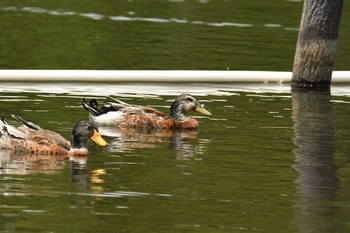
[82,94,212,130]
[94,106,199,130]
[0,115,107,157]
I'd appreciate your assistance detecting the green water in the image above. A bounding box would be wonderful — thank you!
[1,0,350,232]
[0,0,349,70]
[0,83,349,232]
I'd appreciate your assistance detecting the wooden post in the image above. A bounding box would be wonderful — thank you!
[292,0,343,89]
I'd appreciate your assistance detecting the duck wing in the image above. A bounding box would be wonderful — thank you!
[11,115,70,150]
[30,129,70,150]
[82,97,177,129]
[118,106,175,129]
[106,97,174,128]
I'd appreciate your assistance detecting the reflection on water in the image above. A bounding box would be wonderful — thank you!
[0,149,67,175]
[102,127,209,160]
[291,90,338,233]
[0,150,107,197]
[71,158,106,191]
[0,126,208,176]
[2,84,350,232]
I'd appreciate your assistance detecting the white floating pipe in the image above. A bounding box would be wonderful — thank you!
[0,70,349,83]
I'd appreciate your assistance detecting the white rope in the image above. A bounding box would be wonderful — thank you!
[0,70,349,83]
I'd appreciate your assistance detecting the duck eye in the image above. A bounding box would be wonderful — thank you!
[186,97,194,102]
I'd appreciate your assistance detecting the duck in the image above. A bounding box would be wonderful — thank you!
[82,94,212,130]
[0,115,107,157]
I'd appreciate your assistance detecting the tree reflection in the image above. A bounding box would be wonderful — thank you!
[291,89,338,233]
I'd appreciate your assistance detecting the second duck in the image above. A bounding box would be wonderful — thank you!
[82,94,212,130]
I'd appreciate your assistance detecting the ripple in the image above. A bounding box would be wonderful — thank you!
[76,190,172,198]
[0,83,291,96]
[22,209,47,213]
[2,6,253,28]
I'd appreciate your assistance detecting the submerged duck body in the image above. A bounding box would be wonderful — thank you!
[82,94,212,130]
[0,115,107,157]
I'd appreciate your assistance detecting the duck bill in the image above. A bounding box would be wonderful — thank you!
[90,129,107,147]
[195,104,212,116]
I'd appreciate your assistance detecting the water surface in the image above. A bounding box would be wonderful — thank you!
[0,0,349,70]
[0,83,350,232]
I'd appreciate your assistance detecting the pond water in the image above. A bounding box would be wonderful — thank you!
[0,83,350,232]
[0,0,349,70]
[1,0,350,232]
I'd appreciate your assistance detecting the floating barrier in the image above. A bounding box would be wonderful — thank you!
[0,70,349,83]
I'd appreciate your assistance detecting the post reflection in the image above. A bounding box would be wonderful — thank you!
[291,89,338,233]
[103,127,209,160]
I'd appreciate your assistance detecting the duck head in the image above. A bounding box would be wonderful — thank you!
[70,121,107,149]
[170,94,212,121]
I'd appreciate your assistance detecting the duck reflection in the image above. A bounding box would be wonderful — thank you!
[70,157,105,193]
[291,89,338,233]
[101,127,208,159]
[168,130,204,160]
[70,156,90,185]
[0,149,67,175]
[0,150,104,188]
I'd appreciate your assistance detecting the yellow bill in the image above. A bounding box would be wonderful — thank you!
[195,104,212,116]
[90,129,108,147]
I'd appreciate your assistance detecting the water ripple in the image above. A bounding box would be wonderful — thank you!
[2,6,256,28]
[1,5,300,30]
[76,190,172,198]
[0,83,292,96]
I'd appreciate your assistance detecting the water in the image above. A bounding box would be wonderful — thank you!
[0,83,349,232]
[1,0,350,232]
[0,0,349,70]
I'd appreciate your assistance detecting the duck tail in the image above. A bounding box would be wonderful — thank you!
[106,96,129,105]
[106,96,131,110]
[0,116,27,139]
[82,98,101,116]
[0,116,8,134]
[11,114,41,130]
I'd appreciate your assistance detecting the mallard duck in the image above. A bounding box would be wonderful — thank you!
[82,94,212,130]
[0,115,107,157]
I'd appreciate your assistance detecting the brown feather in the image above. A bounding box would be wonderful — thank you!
[2,137,69,156]
[118,107,199,130]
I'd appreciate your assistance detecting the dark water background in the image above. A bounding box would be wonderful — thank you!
[0,0,349,71]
